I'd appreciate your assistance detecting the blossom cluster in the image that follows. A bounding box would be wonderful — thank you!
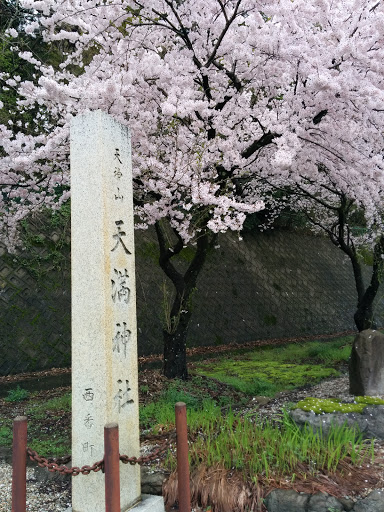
[0,0,383,250]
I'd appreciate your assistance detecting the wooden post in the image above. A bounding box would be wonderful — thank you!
[12,416,27,512]
[175,402,191,512]
[104,423,121,512]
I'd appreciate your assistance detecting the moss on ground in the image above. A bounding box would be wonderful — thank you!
[355,396,384,405]
[194,360,339,396]
[192,337,351,396]
[295,396,384,414]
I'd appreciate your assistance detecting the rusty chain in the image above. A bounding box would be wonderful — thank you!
[120,431,176,466]
[26,447,104,476]
[26,430,176,476]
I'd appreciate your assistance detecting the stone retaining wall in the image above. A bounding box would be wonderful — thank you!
[1,226,383,375]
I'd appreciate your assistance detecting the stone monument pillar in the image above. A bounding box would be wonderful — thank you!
[70,111,140,512]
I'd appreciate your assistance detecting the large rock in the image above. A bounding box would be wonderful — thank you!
[290,405,384,440]
[353,490,384,512]
[349,330,384,396]
[307,492,344,511]
[264,489,384,512]
[264,489,309,512]
[140,467,169,495]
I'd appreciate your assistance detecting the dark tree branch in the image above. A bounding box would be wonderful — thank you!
[205,0,242,67]
[211,58,242,91]
[241,131,280,159]
[155,221,184,284]
[216,0,229,21]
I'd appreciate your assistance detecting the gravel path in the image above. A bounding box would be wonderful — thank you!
[255,374,354,420]
[0,464,71,512]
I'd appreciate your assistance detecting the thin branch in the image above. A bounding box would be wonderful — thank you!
[298,135,346,163]
[370,1,381,12]
[304,211,336,240]
[205,0,242,67]
[294,183,340,211]
[217,0,229,22]
[211,58,242,91]
[0,176,46,188]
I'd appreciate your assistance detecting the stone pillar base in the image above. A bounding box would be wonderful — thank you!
[129,494,165,511]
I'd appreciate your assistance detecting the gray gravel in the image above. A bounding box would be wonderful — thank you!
[254,374,355,420]
[0,463,71,512]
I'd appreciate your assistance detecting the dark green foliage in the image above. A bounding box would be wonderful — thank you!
[10,204,71,281]
[5,385,29,402]
[0,426,12,445]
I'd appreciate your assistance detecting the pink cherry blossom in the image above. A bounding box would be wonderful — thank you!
[0,0,382,254]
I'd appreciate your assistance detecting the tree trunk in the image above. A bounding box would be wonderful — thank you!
[354,302,375,331]
[163,311,191,379]
[352,235,384,331]
[326,239,382,331]
[327,201,384,332]
[155,220,215,379]
[348,250,375,331]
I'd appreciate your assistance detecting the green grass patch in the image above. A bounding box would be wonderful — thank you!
[355,395,384,405]
[0,425,12,446]
[194,361,339,396]
[140,379,227,430]
[26,392,71,419]
[241,337,352,365]
[28,438,70,458]
[0,392,72,455]
[22,392,72,456]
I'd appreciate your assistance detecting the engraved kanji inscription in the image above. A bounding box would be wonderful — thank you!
[114,148,122,164]
[111,220,131,254]
[82,388,94,401]
[114,186,124,200]
[114,167,123,179]
[114,379,134,413]
[83,413,94,429]
[112,322,131,358]
[82,442,95,456]
[111,268,130,304]
[114,148,123,178]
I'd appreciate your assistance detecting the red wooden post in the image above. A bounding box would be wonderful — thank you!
[104,422,121,512]
[12,416,27,512]
[175,402,191,512]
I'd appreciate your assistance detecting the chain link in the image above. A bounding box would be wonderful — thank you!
[26,430,176,476]
[27,447,104,475]
[120,431,176,466]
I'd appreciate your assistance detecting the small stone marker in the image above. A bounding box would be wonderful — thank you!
[70,111,140,511]
[349,329,384,396]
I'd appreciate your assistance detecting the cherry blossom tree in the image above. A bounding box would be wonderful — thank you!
[260,167,384,332]
[251,0,384,331]
[0,0,383,378]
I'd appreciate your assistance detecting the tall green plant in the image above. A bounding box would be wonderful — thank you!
[165,409,374,481]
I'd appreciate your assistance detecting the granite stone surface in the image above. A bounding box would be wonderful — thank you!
[70,111,140,511]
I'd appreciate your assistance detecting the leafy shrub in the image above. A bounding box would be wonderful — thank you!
[5,386,29,402]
